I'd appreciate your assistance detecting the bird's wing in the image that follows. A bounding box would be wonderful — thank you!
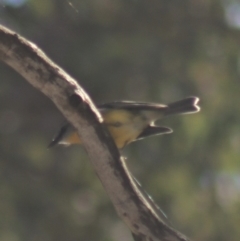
[136,125,172,141]
[98,101,167,111]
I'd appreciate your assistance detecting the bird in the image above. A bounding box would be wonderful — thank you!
[48,97,200,149]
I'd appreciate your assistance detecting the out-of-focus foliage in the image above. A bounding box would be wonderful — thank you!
[1,0,240,240]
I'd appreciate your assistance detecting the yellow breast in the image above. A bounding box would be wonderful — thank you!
[62,109,147,149]
[102,109,145,149]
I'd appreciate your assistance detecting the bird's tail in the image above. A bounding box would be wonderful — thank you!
[165,97,200,116]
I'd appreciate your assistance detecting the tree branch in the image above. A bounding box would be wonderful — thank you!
[0,25,190,241]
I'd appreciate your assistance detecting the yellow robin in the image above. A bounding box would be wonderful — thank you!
[48,97,200,149]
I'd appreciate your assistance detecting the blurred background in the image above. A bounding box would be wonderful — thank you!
[0,0,240,240]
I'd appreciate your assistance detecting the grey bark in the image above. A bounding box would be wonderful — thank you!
[0,25,190,241]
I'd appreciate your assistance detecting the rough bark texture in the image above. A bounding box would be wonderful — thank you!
[0,25,190,241]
